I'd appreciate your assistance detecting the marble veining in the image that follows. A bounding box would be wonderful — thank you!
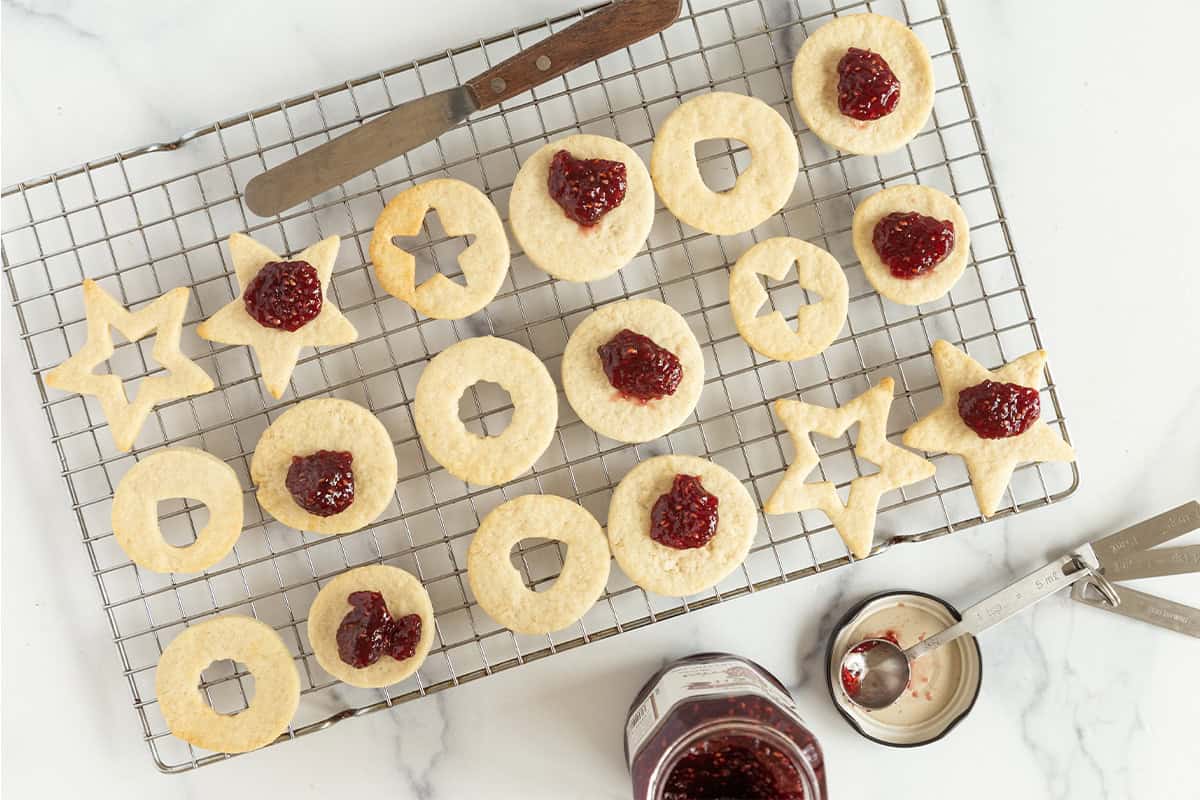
[3,1,1198,799]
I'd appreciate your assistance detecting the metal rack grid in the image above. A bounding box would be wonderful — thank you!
[1,0,1077,773]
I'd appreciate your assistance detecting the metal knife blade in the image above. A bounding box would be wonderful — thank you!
[244,0,682,217]
[244,88,477,218]
[1088,500,1200,566]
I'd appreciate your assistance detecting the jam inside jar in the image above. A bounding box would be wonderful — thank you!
[627,653,827,800]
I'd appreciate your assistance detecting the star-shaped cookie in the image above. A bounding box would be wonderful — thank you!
[196,233,357,398]
[45,280,214,452]
[903,340,1075,517]
[765,378,935,559]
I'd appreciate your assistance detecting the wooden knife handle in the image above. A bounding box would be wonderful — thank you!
[465,0,681,107]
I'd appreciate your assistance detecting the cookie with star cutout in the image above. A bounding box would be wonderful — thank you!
[902,340,1075,517]
[764,378,935,559]
[196,233,357,399]
[45,280,214,452]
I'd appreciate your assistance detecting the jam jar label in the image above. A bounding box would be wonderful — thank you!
[625,658,799,765]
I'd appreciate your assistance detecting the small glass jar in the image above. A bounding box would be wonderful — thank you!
[626,652,827,800]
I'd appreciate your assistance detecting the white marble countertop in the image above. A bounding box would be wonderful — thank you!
[3,1,1199,797]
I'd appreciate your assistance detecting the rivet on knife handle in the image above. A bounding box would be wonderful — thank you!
[466,0,683,108]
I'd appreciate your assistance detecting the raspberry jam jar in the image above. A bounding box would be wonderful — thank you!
[626,653,827,799]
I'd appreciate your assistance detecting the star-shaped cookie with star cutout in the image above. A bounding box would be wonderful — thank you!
[197,233,357,399]
[903,340,1075,517]
[45,280,214,452]
[765,377,935,559]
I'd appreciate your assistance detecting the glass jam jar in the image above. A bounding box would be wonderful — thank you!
[625,653,827,800]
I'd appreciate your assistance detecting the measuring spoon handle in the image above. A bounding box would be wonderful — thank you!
[1099,544,1200,582]
[904,554,1092,662]
[1074,582,1200,639]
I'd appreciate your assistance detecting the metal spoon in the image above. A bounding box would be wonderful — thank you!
[840,553,1117,710]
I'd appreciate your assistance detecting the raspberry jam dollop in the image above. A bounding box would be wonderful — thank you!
[650,474,719,550]
[957,380,1041,439]
[663,734,806,800]
[836,47,901,121]
[872,211,955,278]
[285,450,355,516]
[335,590,423,668]
[598,329,683,402]
[243,260,323,331]
[547,149,628,227]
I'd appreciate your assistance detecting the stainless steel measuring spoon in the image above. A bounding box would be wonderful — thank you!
[841,552,1110,710]
[841,500,1200,710]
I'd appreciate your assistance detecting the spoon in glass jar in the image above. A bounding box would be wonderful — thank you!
[839,552,1116,710]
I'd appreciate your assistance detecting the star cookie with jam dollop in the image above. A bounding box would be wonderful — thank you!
[902,340,1075,517]
[197,233,357,399]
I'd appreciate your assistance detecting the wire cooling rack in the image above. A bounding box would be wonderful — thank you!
[1,0,1077,773]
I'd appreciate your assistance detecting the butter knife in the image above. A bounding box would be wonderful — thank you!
[244,0,682,217]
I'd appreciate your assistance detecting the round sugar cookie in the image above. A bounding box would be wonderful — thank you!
[562,299,704,443]
[468,495,610,634]
[650,92,799,235]
[851,184,970,305]
[156,615,300,754]
[608,455,757,597]
[112,447,243,573]
[729,237,849,362]
[307,564,435,688]
[791,13,935,155]
[370,178,509,320]
[414,336,557,486]
[509,135,654,282]
[251,398,397,535]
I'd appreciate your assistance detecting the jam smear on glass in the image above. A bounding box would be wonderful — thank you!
[871,211,955,279]
[547,149,628,227]
[597,328,683,402]
[836,47,901,121]
[243,260,323,331]
[663,732,805,800]
[285,450,355,516]
[650,474,719,550]
[957,379,1040,439]
[336,590,423,668]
